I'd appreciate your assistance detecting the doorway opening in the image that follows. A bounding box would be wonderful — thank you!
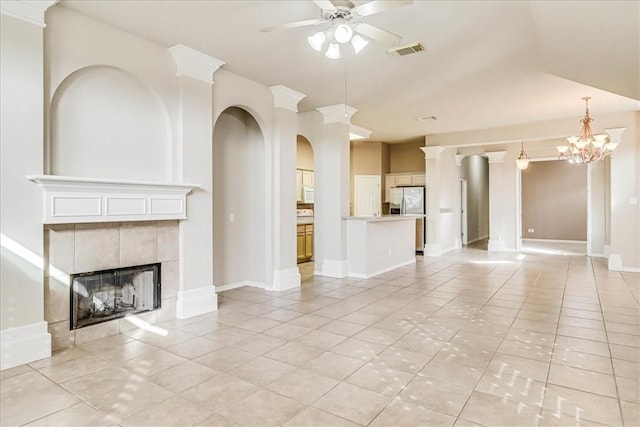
[518,159,589,256]
[296,136,315,282]
[460,155,489,250]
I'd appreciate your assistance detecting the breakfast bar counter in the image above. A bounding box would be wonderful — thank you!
[343,215,416,278]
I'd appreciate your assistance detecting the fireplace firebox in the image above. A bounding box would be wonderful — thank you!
[70,263,161,330]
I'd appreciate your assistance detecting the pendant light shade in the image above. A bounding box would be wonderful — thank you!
[307,32,326,51]
[516,142,529,170]
[325,43,341,59]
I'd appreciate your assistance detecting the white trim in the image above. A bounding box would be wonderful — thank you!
[0,0,57,27]
[424,243,443,257]
[350,124,372,139]
[0,321,51,371]
[488,239,507,252]
[590,253,608,258]
[215,281,265,293]
[28,175,198,224]
[176,286,218,319]
[608,254,640,272]
[349,259,416,279]
[421,146,445,160]
[316,259,348,278]
[270,85,306,112]
[270,268,301,292]
[522,238,587,244]
[316,104,357,124]
[485,151,507,164]
[169,44,225,84]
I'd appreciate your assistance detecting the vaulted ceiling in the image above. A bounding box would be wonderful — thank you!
[58,0,640,143]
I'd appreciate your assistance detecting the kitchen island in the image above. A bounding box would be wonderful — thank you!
[343,215,416,278]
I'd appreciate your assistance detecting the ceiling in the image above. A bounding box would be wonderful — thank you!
[57,0,640,143]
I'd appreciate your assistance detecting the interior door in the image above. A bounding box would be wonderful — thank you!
[354,175,381,217]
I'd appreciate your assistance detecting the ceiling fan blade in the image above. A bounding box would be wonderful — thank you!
[260,18,325,33]
[313,0,337,12]
[355,22,402,48]
[352,0,413,17]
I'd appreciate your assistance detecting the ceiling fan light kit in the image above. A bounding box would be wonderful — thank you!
[265,0,413,59]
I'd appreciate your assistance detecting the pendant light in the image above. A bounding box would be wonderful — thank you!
[516,142,529,170]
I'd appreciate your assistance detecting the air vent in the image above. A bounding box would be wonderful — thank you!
[387,42,425,57]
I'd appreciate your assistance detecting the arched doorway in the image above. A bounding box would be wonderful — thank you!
[212,107,266,288]
[296,135,315,282]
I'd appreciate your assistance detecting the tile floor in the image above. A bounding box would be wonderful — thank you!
[1,247,639,427]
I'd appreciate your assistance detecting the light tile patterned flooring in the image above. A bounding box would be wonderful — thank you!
[2,247,639,427]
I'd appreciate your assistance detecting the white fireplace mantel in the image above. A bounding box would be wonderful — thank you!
[28,175,200,224]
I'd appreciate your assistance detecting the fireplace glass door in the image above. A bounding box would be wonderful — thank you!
[71,263,161,330]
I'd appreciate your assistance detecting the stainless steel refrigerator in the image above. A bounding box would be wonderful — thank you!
[389,186,426,254]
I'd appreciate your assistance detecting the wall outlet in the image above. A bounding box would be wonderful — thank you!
[527,228,534,233]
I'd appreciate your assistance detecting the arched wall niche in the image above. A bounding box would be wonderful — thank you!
[49,65,171,181]
[212,106,266,286]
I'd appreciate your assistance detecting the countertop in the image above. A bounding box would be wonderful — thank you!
[342,215,420,222]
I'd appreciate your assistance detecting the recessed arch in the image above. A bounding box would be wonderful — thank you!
[49,65,171,181]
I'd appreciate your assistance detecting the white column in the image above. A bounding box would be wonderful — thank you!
[1,0,56,370]
[605,127,636,271]
[421,146,445,256]
[314,104,356,278]
[486,151,508,252]
[169,44,225,318]
[269,85,305,290]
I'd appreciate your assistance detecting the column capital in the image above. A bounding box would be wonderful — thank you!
[270,85,306,112]
[455,154,464,166]
[350,124,372,140]
[1,0,57,27]
[604,127,626,144]
[420,146,445,159]
[316,104,357,124]
[485,151,507,164]
[169,44,225,84]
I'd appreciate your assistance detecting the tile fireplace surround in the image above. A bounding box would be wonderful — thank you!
[45,221,179,351]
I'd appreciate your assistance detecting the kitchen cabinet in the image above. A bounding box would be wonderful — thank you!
[297,223,313,263]
[302,170,314,187]
[384,173,426,202]
[296,170,302,202]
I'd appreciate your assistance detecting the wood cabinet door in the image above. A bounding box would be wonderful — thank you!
[412,174,426,185]
[296,170,303,202]
[384,175,395,202]
[302,170,314,187]
[304,225,313,259]
[297,230,306,262]
[395,175,412,186]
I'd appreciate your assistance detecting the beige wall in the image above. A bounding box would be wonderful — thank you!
[522,160,587,240]
[461,155,490,243]
[297,136,314,170]
[389,140,426,173]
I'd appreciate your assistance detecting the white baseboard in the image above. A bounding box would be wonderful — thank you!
[349,258,416,279]
[488,239,506,252]
[424,243,442,257]
[608,254,640,272]
[176,285,218,319]
[466,234,489,245]
[1,321,51,371]
[215,281,265,293]
[589,253,608,258]
[604,245,611,256]
[270,268,301,292]
[522,238,587,244]
[316,259,348,278]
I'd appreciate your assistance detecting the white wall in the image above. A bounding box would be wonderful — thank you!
[1,13,50,369]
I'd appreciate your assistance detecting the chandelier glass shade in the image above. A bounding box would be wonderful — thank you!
[557,97,617,164]
[307,23,369,59]
[516,142,529,170]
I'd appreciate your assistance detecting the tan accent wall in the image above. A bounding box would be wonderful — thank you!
[522,160,587,240]
[460,155,489,243]
[350,140,384,215]
[297,136,314,170]
[389,140,426,173]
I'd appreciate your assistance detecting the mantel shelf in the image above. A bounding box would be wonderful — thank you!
[28,175,200,224]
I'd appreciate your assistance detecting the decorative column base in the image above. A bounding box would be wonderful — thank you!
[271,267,301,291]
[315,259,348,278]
[176,286,218,319]
[424,243,443,257]
[488,239,507,252]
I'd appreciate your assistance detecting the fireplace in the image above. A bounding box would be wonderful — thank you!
[70,263,161,330]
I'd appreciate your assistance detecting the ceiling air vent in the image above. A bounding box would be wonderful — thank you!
[387,42,425,57]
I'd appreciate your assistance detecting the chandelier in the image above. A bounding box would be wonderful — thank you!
[556,97,618,164]
[308,21,369,59]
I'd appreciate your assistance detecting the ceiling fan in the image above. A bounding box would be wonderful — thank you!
[261,0,413,57]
